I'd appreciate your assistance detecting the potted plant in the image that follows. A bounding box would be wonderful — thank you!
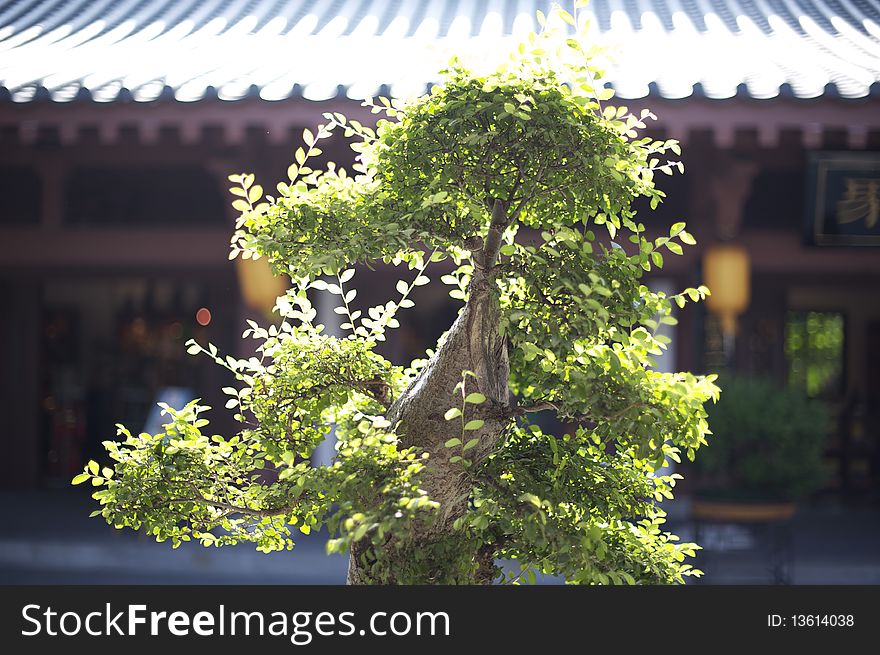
[689,376,831,522]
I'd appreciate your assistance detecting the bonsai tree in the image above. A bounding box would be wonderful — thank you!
[690,376,830,502]
[73,5,720,584]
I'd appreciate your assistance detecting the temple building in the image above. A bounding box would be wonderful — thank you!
[1,0,879,496]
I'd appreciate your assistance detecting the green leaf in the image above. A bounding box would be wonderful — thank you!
[518,493,541,507]
[463,438,479,451]
[444,438,462,448]
[666,241,683,255]
[463,419,485,431]
[87,460,99,475]
[464,392,486,404]
[72,473,90,485]
[558,9,576,25]
[520,342,542,361]
[444,408,462,421]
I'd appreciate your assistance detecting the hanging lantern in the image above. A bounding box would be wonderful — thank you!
[235,256,288,316]
[703,243,750,338]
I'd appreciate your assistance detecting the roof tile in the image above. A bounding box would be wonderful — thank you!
[0,0,877,102]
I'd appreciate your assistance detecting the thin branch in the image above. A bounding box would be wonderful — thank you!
[512,401,559,416]
[167,493,295,519]
[510,398,647,424]
[568,401,647,425]
[354,378,393,408]
[508,195,531,222]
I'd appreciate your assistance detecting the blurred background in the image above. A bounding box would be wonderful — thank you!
[1,0,879,585]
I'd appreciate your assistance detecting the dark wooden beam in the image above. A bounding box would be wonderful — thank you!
[0,227,232,269]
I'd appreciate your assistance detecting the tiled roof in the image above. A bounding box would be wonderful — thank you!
[1,0,879,103]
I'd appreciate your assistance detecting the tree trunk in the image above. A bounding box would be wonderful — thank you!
[346,202,512,584]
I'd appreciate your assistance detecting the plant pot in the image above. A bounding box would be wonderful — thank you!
[690,498,796,523]
[689,496,797,584]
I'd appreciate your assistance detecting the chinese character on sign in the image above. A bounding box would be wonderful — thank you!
[836,178,879,229]
[809,154,880,245]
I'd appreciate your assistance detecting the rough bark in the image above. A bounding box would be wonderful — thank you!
[346,201,512,584]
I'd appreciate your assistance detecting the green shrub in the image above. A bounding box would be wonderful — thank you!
[694,377,831,501]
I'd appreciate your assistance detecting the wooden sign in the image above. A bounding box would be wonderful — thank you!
[808,153,880,246]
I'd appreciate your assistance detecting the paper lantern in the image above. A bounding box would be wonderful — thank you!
[703,243,750,337]
[235,256,288,316]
